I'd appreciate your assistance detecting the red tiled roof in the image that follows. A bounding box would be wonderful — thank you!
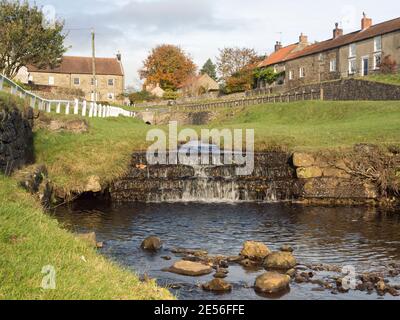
[286,17,400,61]
[258,44,298,68]
[27,56,124,76]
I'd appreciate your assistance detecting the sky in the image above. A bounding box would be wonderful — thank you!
[31,0,400,89]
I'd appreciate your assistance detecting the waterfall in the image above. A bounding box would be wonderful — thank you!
[111,152,300,203]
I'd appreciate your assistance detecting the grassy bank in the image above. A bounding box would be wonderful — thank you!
[363,73,400,86]
[33,100,400,192]
[0,176,174,300]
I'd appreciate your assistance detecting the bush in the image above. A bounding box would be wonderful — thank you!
[380,55,397,74]
[129,91,156,104]
[163,90,180,100]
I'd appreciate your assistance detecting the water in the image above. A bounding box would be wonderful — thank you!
[54,201,400,300]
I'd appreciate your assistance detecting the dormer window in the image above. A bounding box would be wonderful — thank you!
[374,36,382,52]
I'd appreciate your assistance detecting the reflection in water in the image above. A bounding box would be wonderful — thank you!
[54,202,400,300]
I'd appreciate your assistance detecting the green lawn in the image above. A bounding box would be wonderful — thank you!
[0,176,174,300]
[363,73,400,86]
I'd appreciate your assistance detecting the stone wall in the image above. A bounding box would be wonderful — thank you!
[268,78,400,101]
[0,101,34,175]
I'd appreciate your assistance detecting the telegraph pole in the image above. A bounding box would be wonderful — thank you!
[91,28,97,103]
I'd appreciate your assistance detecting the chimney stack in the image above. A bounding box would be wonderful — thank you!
[275,41,283,52]
[333,22,343,39]
[361,12,372,30]
[299,33,308,45]
[116,51,122,61]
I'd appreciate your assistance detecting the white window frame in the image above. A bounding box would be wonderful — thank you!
[108,78,115,86]
[374,36,382,53]
[348,58,357,75]
[330,59,337,72]
[289,70,294,80]
[349,43,356,58]
[73,77,80,86]
[299,67,305,78]
[373,53,382,70]
[91,78,98,86]
[48,76,55,85]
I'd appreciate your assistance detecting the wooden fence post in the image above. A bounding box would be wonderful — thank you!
[46,102,51,113]
[56,102,61,114]
[0,77,3,91]
[65,102,70,114]
[320,87,324,100]
[30,97,36,109]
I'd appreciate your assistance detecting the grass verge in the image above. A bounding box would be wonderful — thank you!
[0,175,174,300]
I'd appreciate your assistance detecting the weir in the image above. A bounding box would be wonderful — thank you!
[110,152,304,203]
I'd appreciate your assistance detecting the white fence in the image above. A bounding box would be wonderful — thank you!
[0,73,135,118]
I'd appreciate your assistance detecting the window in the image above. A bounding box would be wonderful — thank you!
[48,76,54,85]
[91,78,98,86]
[374,36,382,52]
[299,67,305,78]
[349,43,356,58]
[107,93,115,100]
[73,78,80,85]
[318,53,324,61]
[108,79,114,86]
[349,58,357,74]
[374,53,382,70]
[289,70,294,80]
[330,59,337,72]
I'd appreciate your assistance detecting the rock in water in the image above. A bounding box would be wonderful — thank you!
[168,260,213,276]
[255,272,291,294]
[202,279,232,292]
[240,241,271,261]
[264,252,297,270]
[141,236,162,251]
[280,245,294,253]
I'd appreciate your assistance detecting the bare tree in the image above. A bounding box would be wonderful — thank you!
[216,47,258,81]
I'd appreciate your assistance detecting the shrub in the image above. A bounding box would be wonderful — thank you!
[380,55,397,74]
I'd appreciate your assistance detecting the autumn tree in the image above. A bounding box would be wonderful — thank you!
[139,44,197,90]
[0,0,67,78]
[216,47,258,81]
[200,58,217,80]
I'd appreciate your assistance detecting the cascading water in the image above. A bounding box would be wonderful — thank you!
[110,151,303,203]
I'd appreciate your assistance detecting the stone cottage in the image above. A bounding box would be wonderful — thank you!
[257,14,400,90]
[16,54,125,103]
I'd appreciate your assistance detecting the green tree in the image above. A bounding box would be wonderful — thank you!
[200,58,217,80]
[254,68,283,85]
[0,0,67,78]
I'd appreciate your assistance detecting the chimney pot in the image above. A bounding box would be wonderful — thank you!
[299,33,308,45]
[116,52,122,61]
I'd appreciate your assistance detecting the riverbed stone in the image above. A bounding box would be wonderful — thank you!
[280,245,294,253]
[240,241,271,261]
[264,252,297,270]
[254,272,291,294]
[168,260,213,276]
[141,236,162,251]
[292,153,315,168]
[202,279,232,292]
[85,175,102,193]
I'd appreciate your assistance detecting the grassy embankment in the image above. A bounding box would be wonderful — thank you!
[363,73,400,86]
[33,100,400,192]
[0,93,174,300]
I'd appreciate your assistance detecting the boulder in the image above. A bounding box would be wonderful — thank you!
[240,241,271,261]
[254,272,291,294]
[264,252,297,270]
[141,236,162,251]
[292,153,315,167]
[202,279,232,292]
[296,166,323,179]
[85,175,102,193]
[168,260,213,277]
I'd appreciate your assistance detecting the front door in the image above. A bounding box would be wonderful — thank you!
[362,57,369,76]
